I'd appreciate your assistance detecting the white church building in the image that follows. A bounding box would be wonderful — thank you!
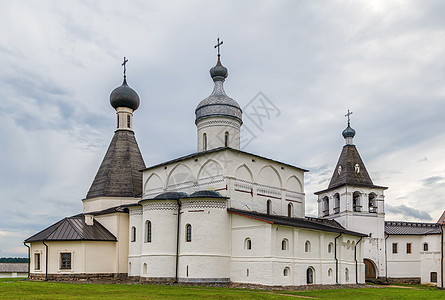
[25,48,444,287]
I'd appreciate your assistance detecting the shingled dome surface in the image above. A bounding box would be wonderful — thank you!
[110,79,140,111]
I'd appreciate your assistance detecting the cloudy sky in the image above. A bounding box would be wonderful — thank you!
[1,0,445,257]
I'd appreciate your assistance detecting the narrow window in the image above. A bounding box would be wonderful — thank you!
[117,115,120,128]
[305,241,311,253]
[127,115,131,128]
[328,268,333,277]
[145,221,152,243]
[246,269,249,277]
[423,243,429,251]
[131,226,136,242]
[369,193,377,213]
[60,253,71,270]
[406,243,412,254]
[267,200,272,215]
[34,253,41,270]
[334,193,340,214]
[353,192,361,212]
[328,242,333,254]
[306,268,314,284]
[284,267,290,276]
[186,224,192,242]
[287,203,293,217]
[224,131,229,147]
[186,265,189,277]
[245,238,252,250]
[431,272,438,283]
[282,239,288,251]
[345,268,349,282]
[128,262,131,274]
[143,263,147,275]
[323,196,329,216]
[392,243,398,254]
[203,133,207,151]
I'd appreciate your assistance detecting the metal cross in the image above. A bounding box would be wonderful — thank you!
[122,57,128,78]
[214,38,223,56]
[345,109,353,124]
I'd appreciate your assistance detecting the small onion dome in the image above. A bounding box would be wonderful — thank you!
[189,190,226,198]
[342,124,356,138]
[195,57,242,124]
[110,79,140,111]
[210,56,228,80]
[153,191,189,200]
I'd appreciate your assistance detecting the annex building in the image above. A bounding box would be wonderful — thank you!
[25,48,444,287]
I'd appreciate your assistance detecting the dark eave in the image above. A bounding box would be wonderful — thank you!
[228,208,367,237]
[141,147,308,173]
[315,182,388,195]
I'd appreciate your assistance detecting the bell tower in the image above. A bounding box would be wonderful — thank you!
[315,111,388,281]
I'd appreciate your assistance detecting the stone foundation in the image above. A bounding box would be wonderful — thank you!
[30,273,128,281]
[387,277,421,285]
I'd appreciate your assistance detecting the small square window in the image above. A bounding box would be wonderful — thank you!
[392,243,398,254]
[60,253,71,270]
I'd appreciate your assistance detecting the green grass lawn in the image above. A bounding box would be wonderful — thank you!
[0,278,444,300]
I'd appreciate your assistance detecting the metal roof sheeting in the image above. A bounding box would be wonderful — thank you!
[25,215,117,243]
[385,221,441,235]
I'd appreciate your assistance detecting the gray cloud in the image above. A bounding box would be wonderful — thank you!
[423,176,445,186]
[386,204,432,221]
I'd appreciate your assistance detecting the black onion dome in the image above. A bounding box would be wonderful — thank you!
[110,79,140,111]
[342,124,356,138]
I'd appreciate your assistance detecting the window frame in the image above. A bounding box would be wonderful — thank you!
[423,243,429,252]
[145,220,152,243]
[60,252,72,270]
[186,224,192,242]
[392,243,398,254]
[34,253,41,271]
[431,272,438,283]
[406,243,412,254]
[131,226,136,242]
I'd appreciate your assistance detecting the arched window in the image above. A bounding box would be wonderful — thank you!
[283,267,290,276]
[143,263,147,275]
[127,115,131,128]
[323,196,329,216]
[131,226,136,242]
[353,192,361,212]
[224,131,229,147]
[287,202,293,217]
[334,193,340,214]
[244,238,252,250]
[328,242,333,253]
[305,241,311,253]
[186,224,192,242]
[345,268,349,282]
[423,243,429,251]
[267,200,272,215]
[369,193,377,213]
[203,133,207,151]
[282,238,288,250]
[328,268,333,277]
[306,267,314,284]
[145,221,152,243]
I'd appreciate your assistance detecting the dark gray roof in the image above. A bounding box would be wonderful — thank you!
[110,79,140,111]
[142,147,308,173]
[316,144,387,194]
[0,263,28,273]
[189,190,227,198]
[228,208,367,237]
[25,215,117,243]
[154,192,189,200]
[86,130,146,199]
[385,221,441,235]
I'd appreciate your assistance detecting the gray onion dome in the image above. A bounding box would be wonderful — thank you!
[195,57,242,124]
[342,124,356,138]
[110,79,140,111]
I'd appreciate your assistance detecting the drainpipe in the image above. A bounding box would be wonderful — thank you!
[335,233,342,284]
[385,234,389,282]
[354,237,363,284]
[23,242,30,279]
[174,199,182,284]
[42,240,48,281]
[441,226,443,288]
